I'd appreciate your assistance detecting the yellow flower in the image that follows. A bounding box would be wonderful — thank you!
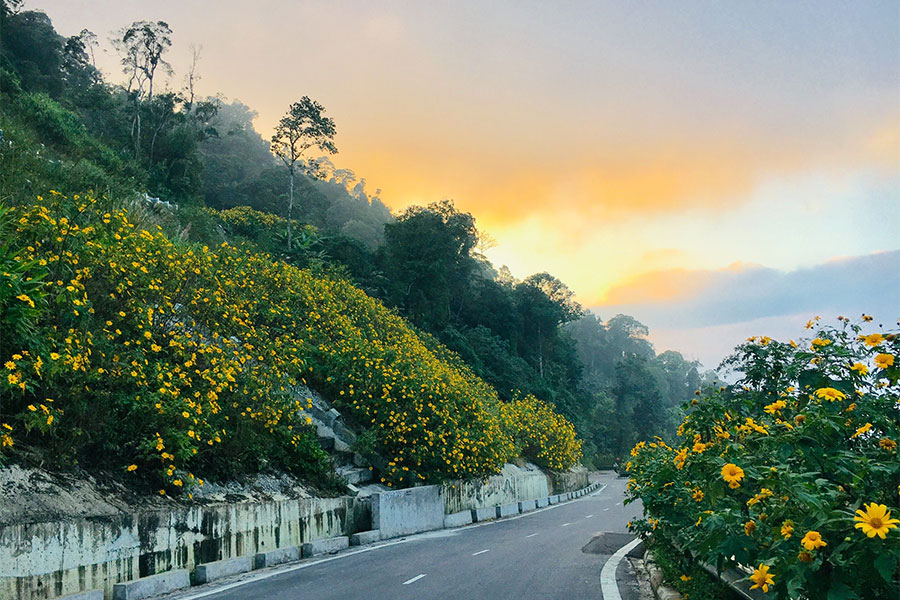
[854,503,900,539]
[692,488,704,502]
[861,333,884,347]
[722,463,744,489]
[16,294,35,308]
[749,564,774,593]
[126,464,138,472]
[744,520,756,536]
[874,353,894,369]
[800,530,826,550]
[879,438,897,451]
[851,422,872,439]
[810,337,831,350]
[814,387,846,402]
[680,574,691,582]
[173,479,183,487]
[780,520,794,539]
[850,362,868,375]
[764,400,786,414]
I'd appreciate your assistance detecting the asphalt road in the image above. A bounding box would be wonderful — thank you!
[172,472,644,600]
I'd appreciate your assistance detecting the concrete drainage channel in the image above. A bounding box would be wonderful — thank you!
[61,481,603,600]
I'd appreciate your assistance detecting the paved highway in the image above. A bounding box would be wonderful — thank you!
[170,472,644,600]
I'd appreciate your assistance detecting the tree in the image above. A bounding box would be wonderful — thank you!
[271,97,337,249]
[515,273,582,378]
[381,200,479,330]
[112,20,173,156]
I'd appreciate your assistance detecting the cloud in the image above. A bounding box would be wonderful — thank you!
[593,251,900,367]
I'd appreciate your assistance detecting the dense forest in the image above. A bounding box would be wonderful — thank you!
[0,1,712,468]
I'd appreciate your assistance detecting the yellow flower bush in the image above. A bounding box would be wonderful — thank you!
[0,194,580,489]
[498,393,581,471]
[626,317,899,599]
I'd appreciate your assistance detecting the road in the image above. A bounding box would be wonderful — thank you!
[171,472,644,600]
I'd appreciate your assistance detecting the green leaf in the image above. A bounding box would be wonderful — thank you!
[873,552,895,584]
[827,582,858,600]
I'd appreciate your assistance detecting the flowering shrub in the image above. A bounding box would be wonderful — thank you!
[217,205,316,244]
[499,393,582,471]
[626,317,899,599]
[0,194,581,489]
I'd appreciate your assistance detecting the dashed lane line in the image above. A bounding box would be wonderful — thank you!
[561,522,572,527]
[585,515,594,519]
[472,549,491,556]
[402,574,427,585]
[526,533,539,538]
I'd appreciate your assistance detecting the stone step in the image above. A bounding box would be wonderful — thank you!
[337,466,374,485]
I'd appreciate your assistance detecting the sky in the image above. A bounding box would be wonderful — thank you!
[31,0,900,368]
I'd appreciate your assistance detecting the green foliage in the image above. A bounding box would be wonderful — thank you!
[0,204,47,352]
[646,537,736,600]
[626,318,900,599]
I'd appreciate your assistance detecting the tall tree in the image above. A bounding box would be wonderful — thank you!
[112,20,172,156]
[381,200,479,330]
[271,97,337,249]
[515,273,582,378]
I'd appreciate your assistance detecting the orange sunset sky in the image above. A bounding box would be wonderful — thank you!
[30,0,900,367]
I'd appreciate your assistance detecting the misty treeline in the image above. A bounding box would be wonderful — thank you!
[0,2,712,465]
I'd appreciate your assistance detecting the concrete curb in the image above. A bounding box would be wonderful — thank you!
[254,546,300,569]
[498,503,519,518]
[350,530,381,546]
[301,536,349,558]
[57,591,103,600]
[644,551,683,600]
[472,506,496,522]
[444,510,473,527]
[517,500,534,513]
[112,569,190,600]
[195,556,252,584]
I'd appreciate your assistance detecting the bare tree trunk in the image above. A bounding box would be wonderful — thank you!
[287,164,294,250]
[538,325,544,378]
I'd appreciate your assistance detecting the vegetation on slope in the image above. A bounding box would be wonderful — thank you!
[0,192,581,491]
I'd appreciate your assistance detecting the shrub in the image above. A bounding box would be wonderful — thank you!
[626,317,899,599]
[0,193,581,489]
[499,393,582,471]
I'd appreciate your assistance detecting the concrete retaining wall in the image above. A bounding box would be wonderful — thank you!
[371,486,444,539]
[0,495,368,600]
[441,463,552,515]
[548,465,589,494]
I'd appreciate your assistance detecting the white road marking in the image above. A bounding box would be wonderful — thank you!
[526,533,539,538]
[561,522,572,527]
[603,508,610,511]
[600,537,643,600]
[402,574,426,585]
[585,515,594,519]
[472,549,491,556]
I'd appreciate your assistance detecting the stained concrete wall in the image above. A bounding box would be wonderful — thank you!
[548,465,589,494]
[0,496,369,600]
[371,486,444,539]
[441,463,552,515]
